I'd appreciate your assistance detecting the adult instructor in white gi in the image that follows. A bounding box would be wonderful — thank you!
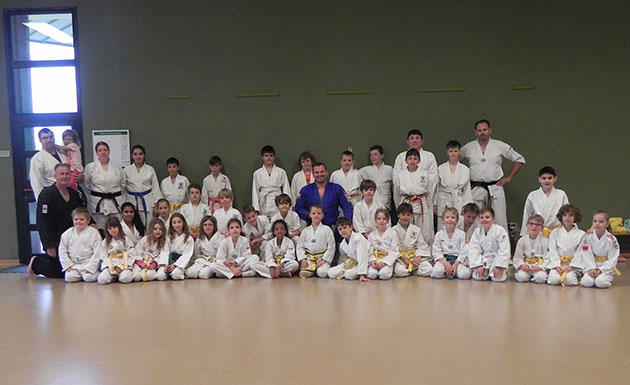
[460,119,525,230]
[29,128,67,201]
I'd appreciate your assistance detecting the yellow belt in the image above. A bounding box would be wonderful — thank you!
[374,250,388,261]
[108,251,127,274]
[189,226,200,234]
[338,257,358,280]
[274,255,285,266]
[524,256,544,266]
[141,253,155,282]
[559,255,573,265]
[543,224,561,238]
[170,203,184,212]
[595,256,622,276]
[299,250,325,279]
[400,249,417,272]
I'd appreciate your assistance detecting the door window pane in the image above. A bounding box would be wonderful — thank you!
[10,13,74,61]
[13,67,77,113]
[30,231,44,254]
[24,126,72,151]
[28,202,37,225]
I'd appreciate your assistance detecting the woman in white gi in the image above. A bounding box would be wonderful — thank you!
[120,202,145,247]
[367,209,398,280]
[393,149,435,243]
[468,208,510,282]
[512,214,549,284]
[83,141,126,229]
[186,216,222,279]
[124,145,162,226]
[132,219,169,282]
[569,211,620,289]
[96,217,135,284]
[58,208,102,283]
[252,145,291,219]
[157,213,194,281]
[264,220,299,279]
[212,218,270,279]
[431,208,471,280]
[546,204,585,286]
[392,203,433,278]
[434,141,472,230]
[328,217,370,282]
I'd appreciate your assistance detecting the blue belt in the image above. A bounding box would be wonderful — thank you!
[169,252,182,266]
[444,254,458,264]
[128,189,152,223]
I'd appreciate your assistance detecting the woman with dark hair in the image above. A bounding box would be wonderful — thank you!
[83,141,126,229]
[124,144,162,226]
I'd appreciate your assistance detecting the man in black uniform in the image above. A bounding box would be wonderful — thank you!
[28,163,87,278]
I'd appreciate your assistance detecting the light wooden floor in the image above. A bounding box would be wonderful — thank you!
[3,264,630,385]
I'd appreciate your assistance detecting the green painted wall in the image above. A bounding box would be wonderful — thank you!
[1,0,629,258]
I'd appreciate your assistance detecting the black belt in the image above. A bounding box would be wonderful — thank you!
[90,190,122,213]
[470,180,500,196]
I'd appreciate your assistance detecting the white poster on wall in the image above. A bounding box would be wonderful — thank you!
[92,130,130,167]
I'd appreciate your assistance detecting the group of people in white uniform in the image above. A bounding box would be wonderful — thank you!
[28,119,621,288]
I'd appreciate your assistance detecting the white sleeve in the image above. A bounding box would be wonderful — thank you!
[512,238,525,269]
[29,156,45,201]
[251,172,260,212]
[432,233,444,261]
[174,237,195,269]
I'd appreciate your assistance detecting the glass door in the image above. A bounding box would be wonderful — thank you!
[4,9,82,263]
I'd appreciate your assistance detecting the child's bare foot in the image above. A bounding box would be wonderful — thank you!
[27,256,36,278]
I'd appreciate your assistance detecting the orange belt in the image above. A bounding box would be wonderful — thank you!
[209,198,221,214]
[402,194,426,215]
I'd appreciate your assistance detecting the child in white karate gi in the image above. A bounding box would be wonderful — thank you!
[265,220,300,279]
[202,155,232,214]
[252,145,291,219]
[353,179,387,238]
[296,205,335,279]
[97,217,135,284]
[242,204,273,259]
[58,207,101,283]
[158,213,194,280]
[186,216,222,279]
[570,211,620,289]
[431,208,471,280]
[513,214,549,284]
[57,129,83,192]
[521,166,569,237]
[330,150,363,207]
[392,203,433,277]
[154,198,172,232]
[468,208,510,282]
[546,204,585,286]
[393,149,434,243]
[367,209,398,280]
[270,194,302,245]
[120,202,145,247]
[290,151,315,203]
[133,219,169,282]
[434,140,472,230]
[179,183,210,239]
[213,218,270,279]
[160,157,190,212]
[457,203,479,243]
[214,188,243,235]
[359,145,393,210]
[328,217,370,282]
